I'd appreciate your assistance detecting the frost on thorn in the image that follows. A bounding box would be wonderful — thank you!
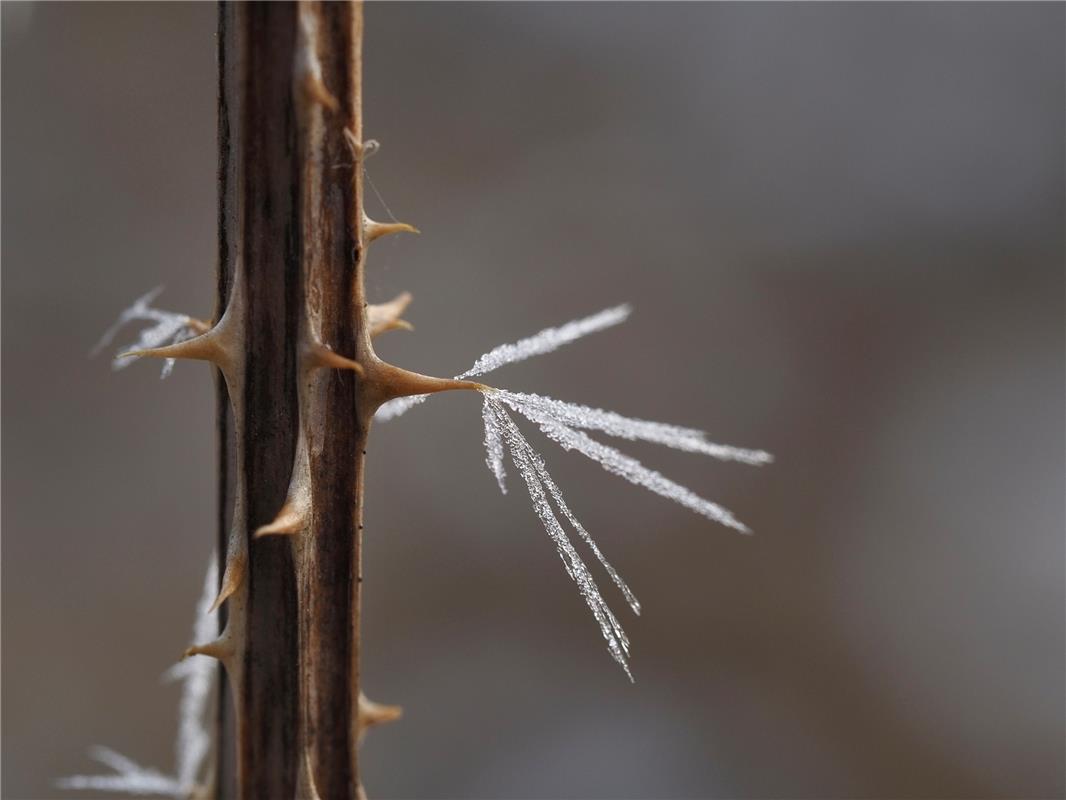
[92,287,205,379]
[376,303,772,676]
[60,555,218,797]
[374,304,631,421]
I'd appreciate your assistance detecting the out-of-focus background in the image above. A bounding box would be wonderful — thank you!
[3,3,1063,798]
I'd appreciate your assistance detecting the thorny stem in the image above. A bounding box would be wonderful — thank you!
[122,3,478,796]
[208,3,479,798]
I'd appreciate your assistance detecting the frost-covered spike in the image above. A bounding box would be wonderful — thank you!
[483,392,639,614]
[160,554,218,791]
[375,393,429,422]
[57,746,184,797]
[522,440,640,616]
[457,304,632,380]
[530,415,751,533]
[93,287,203,379]
[487,398,633,679]
[480,394,508,494]
[496,390,773,466]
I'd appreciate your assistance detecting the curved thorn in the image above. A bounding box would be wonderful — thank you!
[364,215,419,243]
[373,319,414,336]
[209,552,246,614]
[183,638,232,662]
[358,693,403,740]
[369,292,415,337]
[120,328,225,366]
[305,73,339,112]
[307,344,364,375]
[368,360,486,403]
[254,502,307,539]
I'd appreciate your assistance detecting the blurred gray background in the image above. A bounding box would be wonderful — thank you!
[3,2,1063,798]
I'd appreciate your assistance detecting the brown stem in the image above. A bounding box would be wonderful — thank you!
[211,3,464,796]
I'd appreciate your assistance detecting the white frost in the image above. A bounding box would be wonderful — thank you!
[375,304,630,422]
[161,554,219,790]
[56,748,183,797]
[495,390,773,466]
[481,394,508,493]
[486,396,635,679]
[92,287,200,379]
[61,555,218,797]
[531,413,751,533]
[457,304,631,379]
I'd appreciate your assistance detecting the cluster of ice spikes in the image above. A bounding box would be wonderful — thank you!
[376,304,772,678]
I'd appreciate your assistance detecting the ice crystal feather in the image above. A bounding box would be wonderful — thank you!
[495,390,773,466]
[456,303,631,380]
[56,747,183,797]
[60,556,217,797]
[378,304,770,675]
[92,287,201,379]
[161,554,218,790]
[486,397,635,679]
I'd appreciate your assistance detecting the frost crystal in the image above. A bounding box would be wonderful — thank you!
[60,555,218,798]
[485,395,636,679]
[92,287,201,379]
[161,555,218,791]
[457,304,631,379]
[495,390,773,466]
[377,304,771,676]
[481,396,508,494]
[524,409,750,533]
[374,304,630,422]
[56,748,183,797]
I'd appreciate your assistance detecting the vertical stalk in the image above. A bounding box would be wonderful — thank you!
[215,2,366,797]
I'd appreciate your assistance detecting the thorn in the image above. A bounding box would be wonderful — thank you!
[183,638,231,662]
[187,317,212,335]
[367,360,485,404]
[210,551,246,613]
[363,214,419,243]
[120,328,225,366]
[358,693,402,739]
[307,343,364,375]
[374,319,414,335]
[368,292,414,337]
[305,73,339,112]
[254,502,307,539]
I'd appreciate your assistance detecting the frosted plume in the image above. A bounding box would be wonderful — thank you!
[485,396,635,678]
[56,748,183,797]
[161,554,219,790]
[481,395,508,494]
[528,411,751,533]
[495,390,773,466]
[92,287,201,379]
[457,304,631,379]
[60,556,218,797]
